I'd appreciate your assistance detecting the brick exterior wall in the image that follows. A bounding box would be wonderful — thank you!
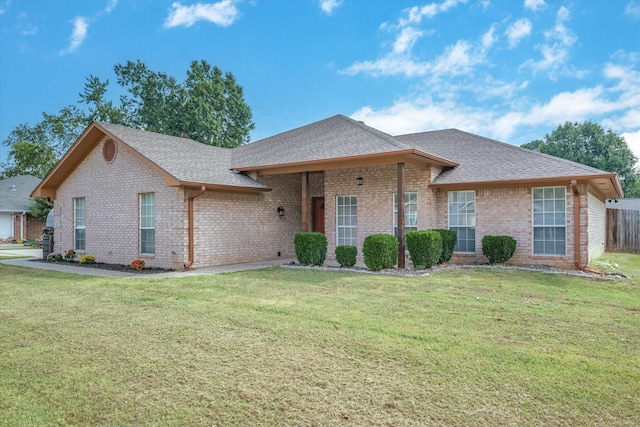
[54,137,184,268]
[52,137,606,270]
[187,173,302,267]
[324,164,433,260]
[12,213,45,241]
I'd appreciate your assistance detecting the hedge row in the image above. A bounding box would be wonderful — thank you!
[294,231,517,270]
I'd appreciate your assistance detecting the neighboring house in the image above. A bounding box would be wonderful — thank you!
[606,199,640,211]
[0,175,45,241]
[32,115,623,270]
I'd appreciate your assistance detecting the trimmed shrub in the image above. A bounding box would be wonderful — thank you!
[335,245,357,267]
[482,235,517,264]
[47,252,62,262]
[433,229,457,263]
[294,232,328,266]
[406,230,443,269]
[363,234,398,271]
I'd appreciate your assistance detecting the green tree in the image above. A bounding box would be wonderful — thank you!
[1,60,254,178]
[29,197,53,222]
[522,121,640,197]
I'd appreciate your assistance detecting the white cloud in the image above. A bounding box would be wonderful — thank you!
[59,16,89,55]
[522,6,577,77]
[320,0,343,15]
[482,26,497,49]
[396,0,467,28]
[103,0,118,14]
[505,18,531,48]
[393,27,424,54]
[342,55,430,77]
[431,40,480,76]
[625,1,640,19]
[524,0,545,11]
[164,0,240,28]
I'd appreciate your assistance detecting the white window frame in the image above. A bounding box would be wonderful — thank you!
[532,186,566,256]
[393,192,418,238]
[140,193,155,255]
[73,197,85,251]
[336,195,357,247]
[448,190,476,253]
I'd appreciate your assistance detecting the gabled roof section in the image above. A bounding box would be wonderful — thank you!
[0,175,42,212]
[231,114,458,174]
[32,122,269,198]
[396,129,623,198]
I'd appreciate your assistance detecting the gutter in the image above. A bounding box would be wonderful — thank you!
[570,180,601,274]
[184,185,207,269]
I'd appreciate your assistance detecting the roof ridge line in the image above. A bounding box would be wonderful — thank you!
[340,115,411,150]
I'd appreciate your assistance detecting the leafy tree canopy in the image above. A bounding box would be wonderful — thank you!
[1,60,254,179]
[521,121,640,198]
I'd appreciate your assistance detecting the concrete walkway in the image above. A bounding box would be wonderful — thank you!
[0,245,296,278]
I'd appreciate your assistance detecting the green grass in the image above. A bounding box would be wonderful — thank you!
[1,253,639,426]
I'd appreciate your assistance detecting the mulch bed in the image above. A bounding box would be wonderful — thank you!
[29,258,175,274]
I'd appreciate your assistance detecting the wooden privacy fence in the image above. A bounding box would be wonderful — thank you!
[606,209,640,253]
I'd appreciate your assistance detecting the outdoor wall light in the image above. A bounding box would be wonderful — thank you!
[357,177,363,186]
[277,206,285,216]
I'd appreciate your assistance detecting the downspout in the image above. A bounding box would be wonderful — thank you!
[570,180,600,274]
[184,185,206,269]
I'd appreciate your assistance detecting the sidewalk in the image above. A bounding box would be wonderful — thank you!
[0,245,297,278]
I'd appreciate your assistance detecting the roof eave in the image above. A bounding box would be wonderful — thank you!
[430,173,623,199]
[233,149,458,175]
[177,181,271,194]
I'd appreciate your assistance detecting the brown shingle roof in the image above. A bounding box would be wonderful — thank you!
[396,129,615,185]
[96,122,268,190]
[231,114,416,169]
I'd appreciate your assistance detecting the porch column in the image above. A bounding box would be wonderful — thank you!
[301,172,309,232]
[397,162,405,268]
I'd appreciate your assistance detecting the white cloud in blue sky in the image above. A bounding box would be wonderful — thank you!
[1,0,639,167]
[163,1,240,28]
[59,17,89,55]
[319,0,343,16]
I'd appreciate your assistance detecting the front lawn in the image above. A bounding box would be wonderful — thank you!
[1,254,639,426]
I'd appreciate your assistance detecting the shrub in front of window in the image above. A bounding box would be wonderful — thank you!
[482,235,517,264]
[130,259,146,270]
[335,245,357,267]
[406,230,443,269]
[47,252,62,262]
[294,232,328,266]
[363,234,398,271]
[79,255,96,264]
[433,229,457,263]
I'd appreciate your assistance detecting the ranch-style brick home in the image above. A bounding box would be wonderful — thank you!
[32,114,623,270]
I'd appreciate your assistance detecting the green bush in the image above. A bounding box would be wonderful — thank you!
[433,229,457,263]
[406,230,443,269]
[46,252,62,262]
[482,235,517,264]
[363,234,398,271]
[294,232,328,266]
[335,245,357,267]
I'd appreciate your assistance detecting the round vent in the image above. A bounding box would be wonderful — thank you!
[103,139,117,163]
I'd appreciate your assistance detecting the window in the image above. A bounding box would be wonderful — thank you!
[448,190,476,253]
[336,195,357,246]
[140,193,155,255]
[393,192,418,237]
[74,198,85,251]
[532,187,566,255]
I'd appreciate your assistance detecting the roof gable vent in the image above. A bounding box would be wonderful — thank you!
[103,139,117,163]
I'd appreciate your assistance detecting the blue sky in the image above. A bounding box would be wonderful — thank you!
[1,0,639,167]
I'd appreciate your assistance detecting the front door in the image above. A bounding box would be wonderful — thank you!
[312,197,325,234]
